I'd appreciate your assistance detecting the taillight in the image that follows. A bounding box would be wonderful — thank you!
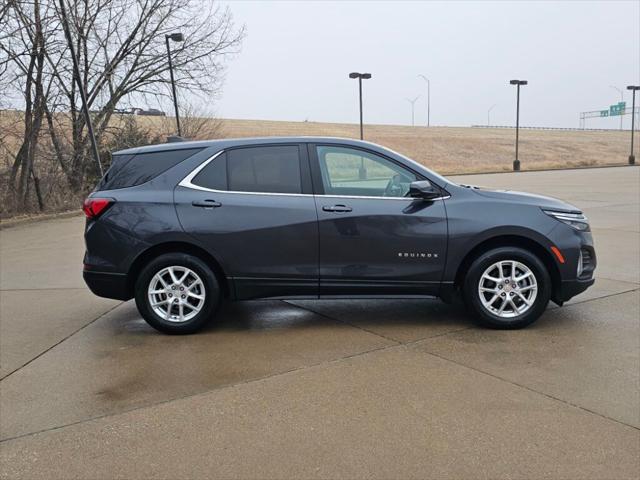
[83,197,114,219]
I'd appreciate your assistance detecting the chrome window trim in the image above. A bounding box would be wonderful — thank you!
[317,194,450,201]
[178,149,449,201]
[178,150,225,192]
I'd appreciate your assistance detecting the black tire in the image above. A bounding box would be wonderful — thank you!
[462,246,551,329]
[134,253,220,334]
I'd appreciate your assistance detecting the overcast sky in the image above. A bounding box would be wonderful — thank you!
[213,0,639,128]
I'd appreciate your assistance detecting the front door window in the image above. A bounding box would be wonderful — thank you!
[317,146,417,198]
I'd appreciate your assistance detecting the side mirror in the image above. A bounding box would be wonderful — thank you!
[409,181,441,200]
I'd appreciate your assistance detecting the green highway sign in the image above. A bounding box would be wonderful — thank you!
[600,110,609,117]
[610,101,626,116]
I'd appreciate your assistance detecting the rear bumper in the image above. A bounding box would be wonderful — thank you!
[83,270,131,301]
[554,277,595,303]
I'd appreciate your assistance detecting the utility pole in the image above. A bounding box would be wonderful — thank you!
[487,104,496,126]
[610,85,624,130]
[418,75,430,127]
[406,96,420,127]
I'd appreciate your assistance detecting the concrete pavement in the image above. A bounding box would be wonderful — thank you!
[0,166,638,479]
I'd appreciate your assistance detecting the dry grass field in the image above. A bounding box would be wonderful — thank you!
[153,117,632,175]
[0,112,635,219]
[1,109,634,175]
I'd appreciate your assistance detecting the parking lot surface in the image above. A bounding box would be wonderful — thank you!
[1,166,638,479]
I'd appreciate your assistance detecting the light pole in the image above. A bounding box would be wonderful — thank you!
[406,96,420,126]
[610,85,624,130]
[349,72,372,140]
[509,79,527,171]
[165,32,184,137]
[627,85,639,165]
[487,104,497,126]
[418,75,430,127]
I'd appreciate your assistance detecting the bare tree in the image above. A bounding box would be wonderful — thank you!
[0,0,56,209]
[158,103,224,140]
[51,0,243,189]
[1,0,244,213]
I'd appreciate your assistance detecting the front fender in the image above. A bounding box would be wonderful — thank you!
[442,225,557,283]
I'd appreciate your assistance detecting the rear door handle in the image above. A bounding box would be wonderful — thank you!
[322,204,352,213]
[192,199,221,208]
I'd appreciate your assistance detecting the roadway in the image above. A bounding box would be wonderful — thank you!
[1,166,638,479]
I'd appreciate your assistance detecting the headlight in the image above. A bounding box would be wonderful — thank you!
[543,209,590,232]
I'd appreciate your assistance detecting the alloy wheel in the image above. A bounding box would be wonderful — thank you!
[478,260,538,318]
[147,266,206,323]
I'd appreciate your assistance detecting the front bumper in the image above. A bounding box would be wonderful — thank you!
[554,277,595,303]
[83,270,131,300]
[547,221,597,304]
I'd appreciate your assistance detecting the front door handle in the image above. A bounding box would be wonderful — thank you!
[322,204,352,213]
[192,199,221,208]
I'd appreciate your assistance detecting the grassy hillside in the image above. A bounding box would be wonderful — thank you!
[1,111,633,176]
[175,118,632,174]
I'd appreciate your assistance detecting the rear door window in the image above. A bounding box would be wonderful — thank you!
[98,148,203,190]
[227,146,302,194]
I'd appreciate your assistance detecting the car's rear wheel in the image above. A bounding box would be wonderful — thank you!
[135,253,220,334]
[463,247,551,329]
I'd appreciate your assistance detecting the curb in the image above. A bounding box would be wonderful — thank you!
[446,163,638,177]
[0,210,82,230]
[0,164,637,227]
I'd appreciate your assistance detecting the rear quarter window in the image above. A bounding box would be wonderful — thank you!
[97,148,203,190]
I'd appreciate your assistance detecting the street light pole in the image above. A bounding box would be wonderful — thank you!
[406,96,420,126]
[418,75,430,127]
[349,72,372,140]
[627,85,639,165]
[610,85,624,130]
[165,32,184,137]
[358,76,363,139]
[487,104,496,126]
[510,79,528,171]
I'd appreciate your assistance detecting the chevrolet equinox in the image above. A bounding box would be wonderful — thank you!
[83,137,596,334]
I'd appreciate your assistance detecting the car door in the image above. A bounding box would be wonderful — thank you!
[309,144,448,296]
[175,144,318,299]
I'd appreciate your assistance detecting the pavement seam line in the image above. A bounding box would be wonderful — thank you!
[0,303,472,443]
[0,302,124,381]
[547,287,640,311]
[283,300,477,344]
[282,300,403,344]
[587,228,640,234]
[2,290,637,442]
[563,287,640,308]
[413,347,640,432]
[3,319,637,444]
[0,342,399,444]
[591,276,640,286]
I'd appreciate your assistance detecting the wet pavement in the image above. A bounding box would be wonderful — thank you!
[1,166,638,479]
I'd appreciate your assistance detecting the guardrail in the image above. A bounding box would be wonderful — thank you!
[471,125,637,132]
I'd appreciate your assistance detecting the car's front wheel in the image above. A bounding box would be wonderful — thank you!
[135,253,220,334]
[463,247,551,329]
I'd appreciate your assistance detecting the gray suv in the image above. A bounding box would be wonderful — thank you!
[83,137,595,334]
